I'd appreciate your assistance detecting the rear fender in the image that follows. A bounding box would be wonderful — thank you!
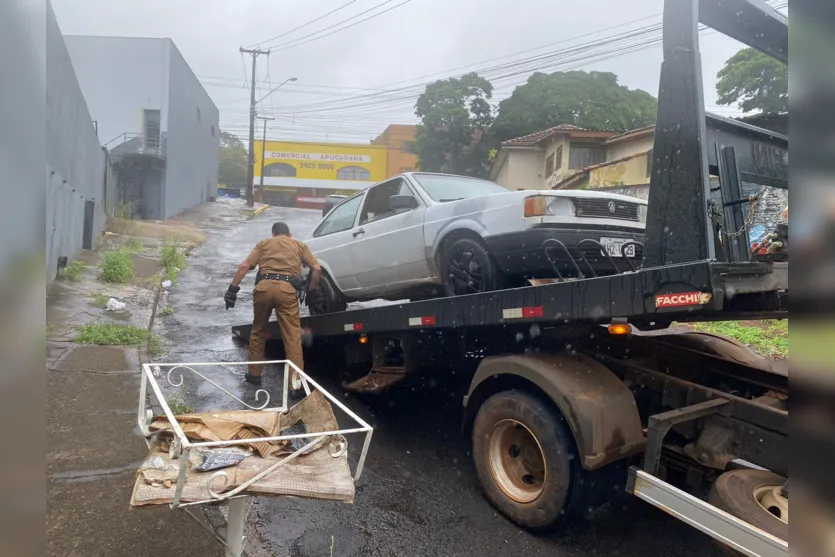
[464,353,645,471]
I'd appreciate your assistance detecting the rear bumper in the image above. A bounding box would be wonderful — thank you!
[484,226,644,276]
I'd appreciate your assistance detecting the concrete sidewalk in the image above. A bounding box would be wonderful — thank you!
[46,199,259,556]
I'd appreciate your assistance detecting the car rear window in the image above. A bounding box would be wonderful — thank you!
[412,174,508,202]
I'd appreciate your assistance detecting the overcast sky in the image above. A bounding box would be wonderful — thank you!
[52,0,786,144]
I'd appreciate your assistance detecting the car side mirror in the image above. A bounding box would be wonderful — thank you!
[389,194,418,211]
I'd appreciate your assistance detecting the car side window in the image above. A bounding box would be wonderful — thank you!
[313,194,363,237]
[359,179,417,225]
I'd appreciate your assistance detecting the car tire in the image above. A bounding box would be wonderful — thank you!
[441,237,497,297]
[472,391,587,531]
[307,272,347,315]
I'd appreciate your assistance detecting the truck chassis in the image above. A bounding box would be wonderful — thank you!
[234,0,789,554]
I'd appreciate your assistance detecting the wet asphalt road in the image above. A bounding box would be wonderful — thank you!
[160,202,723,557]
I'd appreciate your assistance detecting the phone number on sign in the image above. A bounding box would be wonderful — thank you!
[300,162,334,170]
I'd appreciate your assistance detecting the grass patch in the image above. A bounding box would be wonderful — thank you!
[90,291,110,307]
[75,323,150,346]
[99,250,134,283]
[167,391,194,414]
[160,241,187,283]
[116,202,134,220]
[159,305,175,317]
[123,237,144,253]
[58,260,86,282]
[687,320,788,359]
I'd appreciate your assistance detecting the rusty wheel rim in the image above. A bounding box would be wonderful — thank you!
[487,419,546,503]
[754,483,788,525]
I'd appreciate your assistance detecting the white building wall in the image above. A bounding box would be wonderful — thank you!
[45,3,106,282]
[504,149,545,190]
[607,135,655,160]
[64,36,170,148]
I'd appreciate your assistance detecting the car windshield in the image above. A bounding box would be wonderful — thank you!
[412,174,508,202]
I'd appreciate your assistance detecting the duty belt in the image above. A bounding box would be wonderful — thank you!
[256,273,295,283]
[256,273,305,290]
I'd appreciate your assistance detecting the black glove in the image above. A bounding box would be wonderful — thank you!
[224,284,240,310]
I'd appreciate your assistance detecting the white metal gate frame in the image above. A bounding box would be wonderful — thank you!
[137,359,374,556]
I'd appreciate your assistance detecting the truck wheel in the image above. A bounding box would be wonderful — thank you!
[472,391,585,530]
[307,273,346,315]
[442,238,496,296]
[708,469,788,542]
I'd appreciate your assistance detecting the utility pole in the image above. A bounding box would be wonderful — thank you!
[256,115,274,204]
[239,47,270,207]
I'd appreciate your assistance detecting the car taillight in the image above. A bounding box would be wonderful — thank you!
[524,196,547,217]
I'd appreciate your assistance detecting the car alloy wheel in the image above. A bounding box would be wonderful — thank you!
[443,238,496,297]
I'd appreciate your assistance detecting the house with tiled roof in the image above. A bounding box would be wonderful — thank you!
[491,124,618,191]
[491,123,659,199]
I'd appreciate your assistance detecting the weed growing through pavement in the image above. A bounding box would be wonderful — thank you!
[90,291,110,307]
[160,241,187,283]
[167,391,194,414]
[99,250,134,283]
[159,305,175,317]
[147,334,163,357]
[123,237,144,253]
[116,202,134,220]
[75,322,150,345]
[58,260,86,282]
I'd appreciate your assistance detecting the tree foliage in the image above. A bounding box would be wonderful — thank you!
[413,72,495,178]
[491,71,657,142]
[716,48,788,115]
[218,130,248,185]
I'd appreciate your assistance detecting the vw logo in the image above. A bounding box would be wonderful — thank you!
[608,201,617,213]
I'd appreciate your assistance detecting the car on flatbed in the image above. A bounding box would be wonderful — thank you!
[303,172,646,314]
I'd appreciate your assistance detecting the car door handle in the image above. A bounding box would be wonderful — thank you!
[353,228,365,237]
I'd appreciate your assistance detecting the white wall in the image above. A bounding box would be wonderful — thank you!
[45,3,106,282]
[64,36,170,149]
[504,149,544,190]
[163,42,219,217]
[607,134,655,160]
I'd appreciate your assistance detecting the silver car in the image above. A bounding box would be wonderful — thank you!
[304,172,647,314]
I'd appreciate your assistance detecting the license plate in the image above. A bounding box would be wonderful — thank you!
[600,237,635,258]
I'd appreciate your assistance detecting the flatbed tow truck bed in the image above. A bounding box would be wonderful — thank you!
[233,1,789,555]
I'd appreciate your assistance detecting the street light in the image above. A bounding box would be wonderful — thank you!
[256,77,298,104]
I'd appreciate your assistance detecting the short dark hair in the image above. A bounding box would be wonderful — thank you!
[272,222,290,236]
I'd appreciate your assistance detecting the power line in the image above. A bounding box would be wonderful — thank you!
[244,0,360,49]
[263,0,412,52]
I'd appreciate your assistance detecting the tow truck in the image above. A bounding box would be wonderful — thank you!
[233,1,789,554]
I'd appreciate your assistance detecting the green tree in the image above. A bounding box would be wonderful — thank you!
[413,72,495,178]
[218,130,248,185]
[716,48,788,115]
[491,71,657,142]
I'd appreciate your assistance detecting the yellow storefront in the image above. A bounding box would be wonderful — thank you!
[253,140,388,208]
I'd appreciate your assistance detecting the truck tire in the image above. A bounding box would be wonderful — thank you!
[708,469,788,542]
[441,238,497,297]
[307,273,347,315]
[472,390,585,530]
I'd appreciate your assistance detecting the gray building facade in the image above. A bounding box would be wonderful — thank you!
[45,1,109,282]
[64,36,219,220]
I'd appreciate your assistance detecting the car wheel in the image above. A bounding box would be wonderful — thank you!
[472,391,587,530]
[442,238,497,296]
[307,272,347,315]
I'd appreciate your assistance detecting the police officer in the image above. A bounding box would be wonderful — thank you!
[225,222,320,386]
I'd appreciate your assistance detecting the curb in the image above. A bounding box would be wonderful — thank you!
[252,205,268,217]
